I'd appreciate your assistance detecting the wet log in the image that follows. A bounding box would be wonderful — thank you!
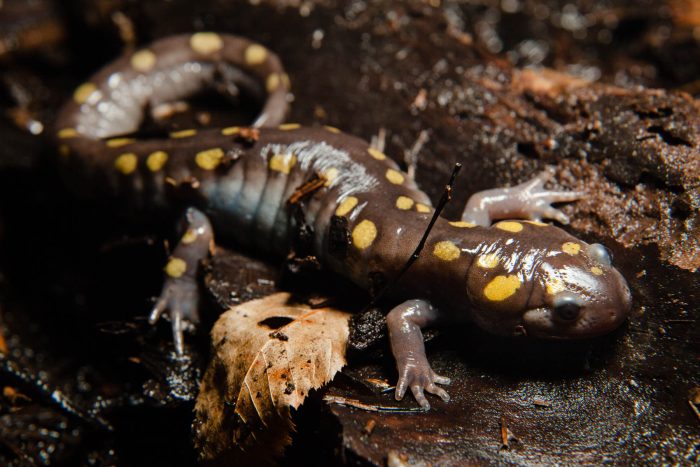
[199,0,699,464]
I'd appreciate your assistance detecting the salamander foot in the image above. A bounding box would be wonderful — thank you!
[395,360,451,410]
[149,208,213,355]
[149,277,200,355]
[387,299,450,409]
[461,171,585,226]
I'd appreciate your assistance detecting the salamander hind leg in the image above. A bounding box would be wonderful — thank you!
[387,300,451,410]
[149,207,214,355]
[461,170,585,226]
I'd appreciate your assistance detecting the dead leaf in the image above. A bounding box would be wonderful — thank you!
[194,292,351,464]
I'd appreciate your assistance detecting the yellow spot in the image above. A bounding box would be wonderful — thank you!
[368,148,386,160]
[281,73,291,89]
[322,168,339,186]
[221,126,240,136]
[483,275,521,301]
[146,151,168,172]
[449,221,475,228]
[526,220,549,226]
[591,266,603,276]
[477,253,499,269]
[495,221,523,233]
[196,148,225,170]
[131,49,156,72]
[165,257,187,278]
[244,44,268,65]
[59,145,70,156]
[562,242,581,255]
[106,138,134,148]
[170,129,197,138]
[416,203,431,213]
[73,82,97,104]
[352,220,377,250]
[266,73,281,92]
[181,229,198,244]
[190,32,223,55]
[546,277,566,295]
[58,128,78,139]
[324,126,341,133]
[395,196,414,210]
[114,153,138,174]
[335,197,358,216]
[433,241,460,261]
[279,123,301,130]
[269,153,297,174]
[385,169,404,185]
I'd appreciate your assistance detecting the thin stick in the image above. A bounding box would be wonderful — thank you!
[367,162,462,309]
[370,127,387,153]
[323,395,427,413]
[689,399,700,422]
[404,130,429,181]
[501,416,509,449]
[0,355,113,431]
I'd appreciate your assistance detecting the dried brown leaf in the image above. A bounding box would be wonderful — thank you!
[194,292,350,464]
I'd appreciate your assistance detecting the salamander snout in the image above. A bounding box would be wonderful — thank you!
[521,243,632,339]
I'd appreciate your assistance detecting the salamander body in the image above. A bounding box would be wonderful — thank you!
[54,33,632,408]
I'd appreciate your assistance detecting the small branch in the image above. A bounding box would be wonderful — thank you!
[689,399,700,422]
[404,130,429,181]
[0,355,113,431]
[324,395,426,413]
[370,127,387,153]
[367,162,462,310]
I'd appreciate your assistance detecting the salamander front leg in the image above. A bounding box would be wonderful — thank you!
[461,171,584,226]
[387,299,450,409]
[149,207,213,355]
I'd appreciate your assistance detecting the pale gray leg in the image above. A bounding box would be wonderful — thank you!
[403,130,429,181]
[461,171,584,226]
[387,299,451,410]
[149,207,213,355]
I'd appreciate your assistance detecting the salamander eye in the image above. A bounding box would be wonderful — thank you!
[588,243,612,266]
[553,294,582,322]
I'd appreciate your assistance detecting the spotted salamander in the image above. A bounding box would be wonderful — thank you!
[54,33,632,409]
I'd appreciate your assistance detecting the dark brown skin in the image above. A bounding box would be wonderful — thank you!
[53,33,632,409]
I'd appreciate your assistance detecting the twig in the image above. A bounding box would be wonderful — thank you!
[689,399,700,422]
[288,176,326,205]
[500,415,519,450]
[323,394,426,413]
[501,416,509,449]
[0,355,113,431]
[370,127,387,153]
[362,419,377,436]
[404,130,429,181]
[367,162,462,310]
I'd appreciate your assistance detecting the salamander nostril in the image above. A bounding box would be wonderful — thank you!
[621,282,633,312]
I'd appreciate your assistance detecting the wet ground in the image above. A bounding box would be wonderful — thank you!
[0,0,698,465]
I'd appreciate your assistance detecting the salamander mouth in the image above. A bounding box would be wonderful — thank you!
[521,268,632,339]
[520,306,627,339]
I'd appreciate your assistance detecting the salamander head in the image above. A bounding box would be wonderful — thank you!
[520,241,632,339]
[464,223,632,339]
